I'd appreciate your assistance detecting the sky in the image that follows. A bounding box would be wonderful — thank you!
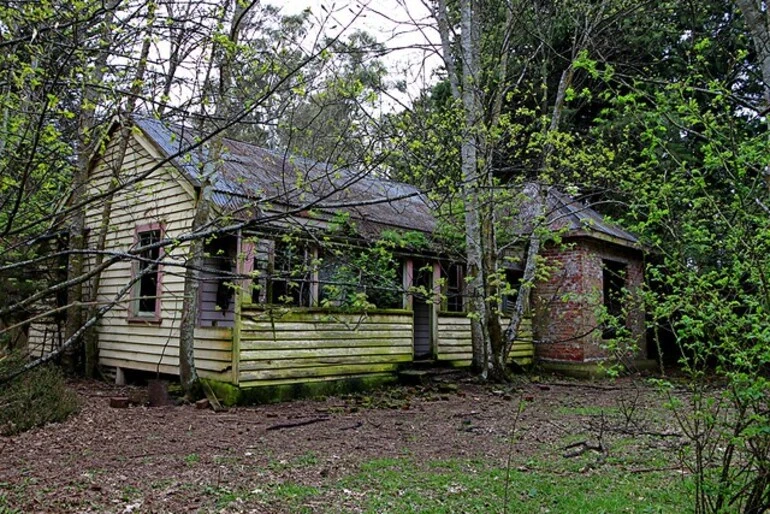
[280,0,443,108]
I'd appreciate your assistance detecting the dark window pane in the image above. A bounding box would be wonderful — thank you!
[446,263,465,313]
[269,241,310,307]
[137,229,161,314]
[602,260,626,339]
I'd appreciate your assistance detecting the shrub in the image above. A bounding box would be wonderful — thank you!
[0,353,79,436]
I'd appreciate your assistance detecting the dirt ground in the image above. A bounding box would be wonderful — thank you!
[0,371,685,513]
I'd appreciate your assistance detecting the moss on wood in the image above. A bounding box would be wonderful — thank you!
[202,373,397,406]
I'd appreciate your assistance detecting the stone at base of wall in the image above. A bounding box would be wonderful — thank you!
[538,358,661,379]
[201,373,398,406]
[626,359,660,373]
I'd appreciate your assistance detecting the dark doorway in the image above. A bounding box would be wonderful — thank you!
[413,261,433,360]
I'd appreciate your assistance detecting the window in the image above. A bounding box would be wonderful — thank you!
[318,250,348,307]
[369,259,403,309]
[317,248,403,309]
[501,269,523,316]
[199,236,236,327]
[266,240,312,307]
[602,260,627,339]
[131,225,163,320]
[444,263,465,312]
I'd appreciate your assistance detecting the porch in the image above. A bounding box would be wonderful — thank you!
[200,305,535,404]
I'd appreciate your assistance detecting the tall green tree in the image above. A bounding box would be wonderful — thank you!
[560,2,770,508]
[422,0,649,380]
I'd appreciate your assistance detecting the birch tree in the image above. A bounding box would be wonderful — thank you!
[428,0,652,380]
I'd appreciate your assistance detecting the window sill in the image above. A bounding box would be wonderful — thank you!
[127,316,163,325]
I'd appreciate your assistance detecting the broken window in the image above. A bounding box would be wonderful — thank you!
[131,226,162,319]
[444,263,465,313]
[501,269,523,317]
[317,248,403,309]
[318,249,347,307]
[373,260,403,309]
[199,236,236,327]
[602,259,627,339]
[266,240,312,307]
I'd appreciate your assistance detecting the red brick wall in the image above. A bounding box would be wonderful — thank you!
[533,237,645,363]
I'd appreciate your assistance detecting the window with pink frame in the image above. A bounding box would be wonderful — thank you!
[130,224,163,321]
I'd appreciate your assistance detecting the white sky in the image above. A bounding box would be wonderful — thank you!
[280,0,443,108]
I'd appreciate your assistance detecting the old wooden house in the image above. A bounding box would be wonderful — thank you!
[28,117,648,400]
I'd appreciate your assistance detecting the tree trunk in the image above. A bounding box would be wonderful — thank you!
[734,0,770,196]
[457,0,492,376]
[178,187,209,396]
[84,1,156,378]
[64,0,120,374]
[502,184,544,355]
[483,196,509,381]
[735,0,770,105]
[436,0,519,378]
[177,0,248,397]
[503,66,574,359]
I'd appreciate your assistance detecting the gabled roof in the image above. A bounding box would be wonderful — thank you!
[134,117,437,235]
[133,117,638,250]
[512,183,640,249]
[549,189,639,246]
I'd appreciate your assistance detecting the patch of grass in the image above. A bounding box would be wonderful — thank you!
[273,483,320,500]
[268,451,318,471]
[293,451,318,467]
[335,457,690,513]
[150,479,174,490]
[0,493,21,514]
[201,485,243,509]
[120,485,141,502]
[247,483,322,513]
[183,453,200,466]
[556,405,620,416]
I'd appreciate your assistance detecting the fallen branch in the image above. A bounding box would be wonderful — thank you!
[563,440,605,458]
[266,417,330,431]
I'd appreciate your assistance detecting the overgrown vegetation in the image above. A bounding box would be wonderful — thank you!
[579,22,770,512]
[0,353,78,436]
[2,0,770,511]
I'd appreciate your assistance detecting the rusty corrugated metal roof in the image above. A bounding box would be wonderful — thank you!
[135,118,638,248]
[513,182,639,247]
[135,117,436,235]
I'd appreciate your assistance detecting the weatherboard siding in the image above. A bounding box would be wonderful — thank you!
[237,308,413,386]
[436,313,534,366]
[85,131,233,381]
[27,319,61,359]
